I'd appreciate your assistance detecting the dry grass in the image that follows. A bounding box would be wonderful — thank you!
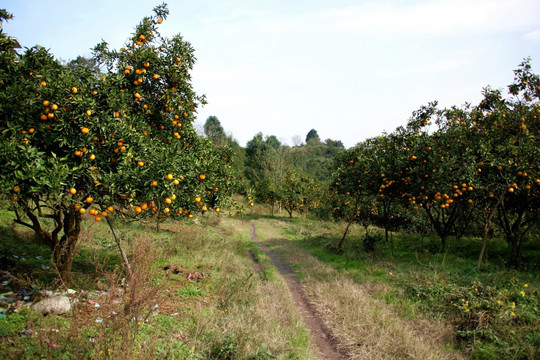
[157,217,318,359]
[263,229,463,360]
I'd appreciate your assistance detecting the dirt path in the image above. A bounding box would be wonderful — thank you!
[248,222,346,360]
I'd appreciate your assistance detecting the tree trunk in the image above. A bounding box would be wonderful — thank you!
[478,198,502,270]
[338,221,353,249]
[53,211,81,284]
[105,216,133,280]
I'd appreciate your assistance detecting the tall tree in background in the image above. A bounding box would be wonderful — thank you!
[305,129,320,143]
[203,115,227,146]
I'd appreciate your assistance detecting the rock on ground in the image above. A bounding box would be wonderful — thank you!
[31,296,71,315]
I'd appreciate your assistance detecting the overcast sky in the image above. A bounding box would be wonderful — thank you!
[3,0,540,148]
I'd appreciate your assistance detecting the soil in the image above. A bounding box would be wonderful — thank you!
[248,222,346,360]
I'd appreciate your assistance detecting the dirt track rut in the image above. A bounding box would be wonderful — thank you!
[248,222,346,360]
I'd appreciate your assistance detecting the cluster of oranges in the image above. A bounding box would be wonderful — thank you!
[39,99,58,121]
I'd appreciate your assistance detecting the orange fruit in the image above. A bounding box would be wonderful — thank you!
[81,127,89,134]
[42,100,50,106]
[95,216,102,222]
[40,114,47,121]
[69,188,77,195]
[151,180,158,187]
[157,18,163,24]
[195,197,201,203]
[137,161,144,167]
[86,197,94,204]
[89,154,95,160]
[199,174,206,180]
[101,211,108,217]
[166,173,173,180]
[107,206,114,213]
[51,104,58,111]
[79,208,86,214]
[134,206,142,213]
[140,203,148,210]
[40,81,47,87]
[165,198,172,204]
[71,86,77,94]
[86,110,92,116]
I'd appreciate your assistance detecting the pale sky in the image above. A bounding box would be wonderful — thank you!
[3,0,540,148]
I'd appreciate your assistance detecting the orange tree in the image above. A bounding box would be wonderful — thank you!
[0,5,236,283]
[330,143,377,248]
[401,103,481,250]
[472,59,540,266]
[279,169,313,218]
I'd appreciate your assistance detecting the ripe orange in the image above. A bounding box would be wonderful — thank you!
[86,197,94,204]
[151,180,158,187]
[137,161,144,167]
[153,74,159,80]
[143,62,150,68]
[79,208,86,214]
[42,100,50,106]
[40,114,47,121]
[81,127,89,134]
[95,216,102,222]
[195,197,201,203]
[89,154,95,160]
[71,87,78,94]
[134,206,142,213]
[199,174,206,180]
[166,173,173,180]
[157,18,163,24]
[173,179,179,185]
[13,185,20,192]
[69,188,77,195]
[40,81,47,87]
[101,211,108,217]
[140,203,148,210]
[51,104,58,111]
[165,198,172,204]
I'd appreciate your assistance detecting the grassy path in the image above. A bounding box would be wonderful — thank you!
[250,217,463,360]
[248,221,345,360]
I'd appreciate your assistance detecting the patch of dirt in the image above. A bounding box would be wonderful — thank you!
[162,264,212,281]
[248,222,347,360]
